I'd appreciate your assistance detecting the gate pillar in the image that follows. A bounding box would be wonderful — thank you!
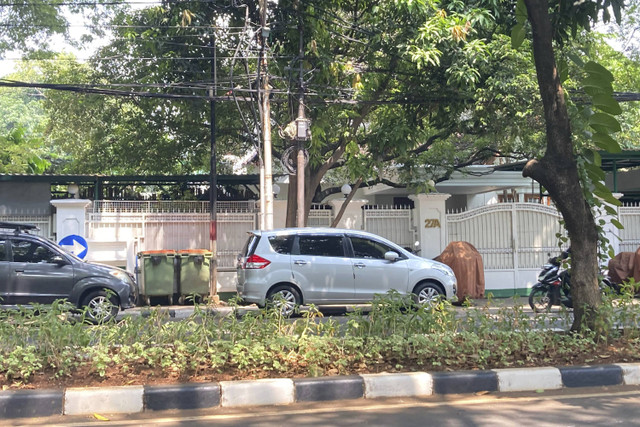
[50,199,91,242]
[409,193,451,259]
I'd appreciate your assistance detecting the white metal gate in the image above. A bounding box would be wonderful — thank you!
[619,203,640,252]
[362,206,416,248]
[446,203,565,270]
[308,204,333,227]
[85,201,258,269]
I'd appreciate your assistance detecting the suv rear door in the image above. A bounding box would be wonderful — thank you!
[6,237,75,305]
[292,233,355,303]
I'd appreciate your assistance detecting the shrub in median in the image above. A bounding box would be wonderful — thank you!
[1,291,640,388]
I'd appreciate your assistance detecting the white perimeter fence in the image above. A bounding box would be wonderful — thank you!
[4,200,640,279]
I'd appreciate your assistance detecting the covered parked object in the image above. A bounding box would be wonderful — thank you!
[608,247,640,285]
[435,241,485,300]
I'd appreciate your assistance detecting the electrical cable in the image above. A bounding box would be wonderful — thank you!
[0,0,233,7]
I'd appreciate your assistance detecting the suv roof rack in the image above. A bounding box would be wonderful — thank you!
[0,221,40,234]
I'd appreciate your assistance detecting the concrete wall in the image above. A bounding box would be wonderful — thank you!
[445,195,467,212]
[467,192,499,210]
[0,182,51,215]
[606,169,640,193]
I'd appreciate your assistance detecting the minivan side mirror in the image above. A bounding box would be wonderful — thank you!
[384,251,400,262]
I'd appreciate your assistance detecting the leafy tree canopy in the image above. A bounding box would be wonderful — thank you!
[0,0,123,54]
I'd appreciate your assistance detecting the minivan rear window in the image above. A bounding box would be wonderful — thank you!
[240,234,260,257]
[268,235,294,254]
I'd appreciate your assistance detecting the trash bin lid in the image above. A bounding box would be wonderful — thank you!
[178,249,212,256]
[138,249,177,257]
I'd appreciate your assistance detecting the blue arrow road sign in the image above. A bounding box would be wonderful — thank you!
[59,234,89,259]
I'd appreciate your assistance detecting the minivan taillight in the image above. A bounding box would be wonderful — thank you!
[243,254,271,269]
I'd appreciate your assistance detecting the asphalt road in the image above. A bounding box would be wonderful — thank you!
[13,386,640,426]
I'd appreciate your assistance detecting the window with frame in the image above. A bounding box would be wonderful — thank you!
[268,235,294,254]
[11,240,58,264]
[350,237,396,260]
[0,239,6,261]
[298,235,344,257]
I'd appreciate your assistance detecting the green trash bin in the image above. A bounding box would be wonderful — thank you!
[177,249,212,304]
[137,250,178,305]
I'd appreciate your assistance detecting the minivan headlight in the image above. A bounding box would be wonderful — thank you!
[432,264,455,277]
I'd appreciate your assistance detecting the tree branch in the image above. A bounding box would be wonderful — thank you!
[330,177,363,227]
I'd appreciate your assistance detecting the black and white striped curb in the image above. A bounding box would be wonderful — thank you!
[2,364,639,419]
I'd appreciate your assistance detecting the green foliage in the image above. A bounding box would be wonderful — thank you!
[3,293,640,386]
[511,0,527,49]
[568,58,625,261]
[0,0,122,54]
[589,37,640,150]
[0,67,46,135]
[32,4,256,175]
[1,0,636,213]
[0,127,50,174]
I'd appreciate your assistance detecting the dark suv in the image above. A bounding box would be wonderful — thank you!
[0,222,137,322]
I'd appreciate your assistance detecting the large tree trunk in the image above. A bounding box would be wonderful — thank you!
[285,147,348,227]
[285,173,298,227]
[523,0,601,331]
[285,165,314,227]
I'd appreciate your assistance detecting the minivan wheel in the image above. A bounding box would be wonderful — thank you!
[82,290,119,324]
[267,285,301,317]
[413,283,444,306]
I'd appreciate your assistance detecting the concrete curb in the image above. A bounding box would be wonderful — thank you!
[0,363,636,419]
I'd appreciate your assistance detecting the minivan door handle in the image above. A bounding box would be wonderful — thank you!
[353,263,366,269]
[294,260,308,265]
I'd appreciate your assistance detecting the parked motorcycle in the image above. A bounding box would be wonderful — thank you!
[528,250,617,313]
[529,251,572,313]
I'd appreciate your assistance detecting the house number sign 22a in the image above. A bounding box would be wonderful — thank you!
[424,219,441,228]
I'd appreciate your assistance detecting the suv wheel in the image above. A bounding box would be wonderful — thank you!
[413,282,444,306]
[82,290,119,323]
[267,285,301,317]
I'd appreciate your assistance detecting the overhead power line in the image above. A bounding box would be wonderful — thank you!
[0,23,252,29]
[0,0,228,6]
[2,79,638,105]
[0,78,475,104]
[0,55,281,61]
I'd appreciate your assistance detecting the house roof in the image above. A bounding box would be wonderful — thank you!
[0,174,260,185]
[493,151,640,172]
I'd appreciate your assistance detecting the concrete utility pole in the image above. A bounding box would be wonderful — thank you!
[295,5,309,228]
[260,0,274,230]
[208,33,218,301]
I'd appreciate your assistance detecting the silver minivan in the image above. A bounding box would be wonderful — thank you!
[237,228,457,315]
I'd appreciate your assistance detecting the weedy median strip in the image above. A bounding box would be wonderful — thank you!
[1,290,640,388]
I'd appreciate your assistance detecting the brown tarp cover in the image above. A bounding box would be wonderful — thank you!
[608,247,640,284]
[435,241,485,299]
